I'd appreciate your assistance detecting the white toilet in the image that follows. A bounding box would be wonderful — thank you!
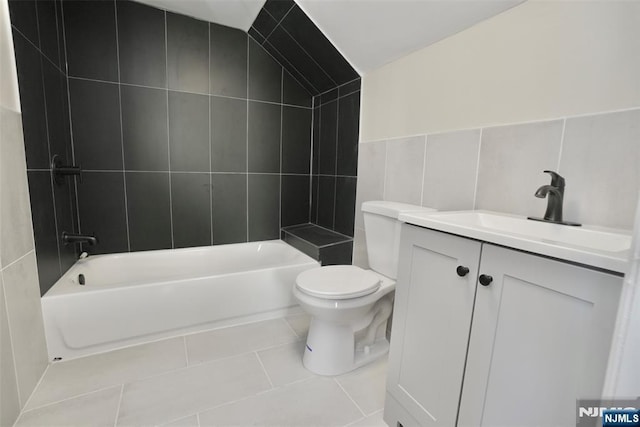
[293,201,436,375]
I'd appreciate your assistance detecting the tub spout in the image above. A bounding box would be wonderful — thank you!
[62,232,98,246]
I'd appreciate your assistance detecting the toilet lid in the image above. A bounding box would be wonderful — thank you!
[296,266,381,300]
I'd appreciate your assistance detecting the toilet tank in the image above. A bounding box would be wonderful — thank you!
[362,201,436,279]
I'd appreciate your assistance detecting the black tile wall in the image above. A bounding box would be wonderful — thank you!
[168,91,209,172]
[78,173,128,255]
[210,24,247,98]
[282,106,312,174]
[69,78,123,170]
[249,0,358,95]
[8,0,39,47]
[121,85,168,171]
[26,171,61,295]
[211,96,247,173]
[126,172,172,251]
[281,175,310,227]
[167,12,209,93]
[36,0,62,69]
[248,174,280,241]
[10,0,79,295]
[310,80,361,240]
[63,0,119,81]
[248,38,282,103]
[212,174,247,244]
[117,0,166,88]
[248,101,281,173]
[171,173,211,248]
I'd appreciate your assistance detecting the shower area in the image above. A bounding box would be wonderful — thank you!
[10,0,362,298]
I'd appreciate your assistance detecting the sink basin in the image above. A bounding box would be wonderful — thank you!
[398,210,632,273]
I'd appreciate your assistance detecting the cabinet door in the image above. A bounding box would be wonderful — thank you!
[386,225,481,427]
[458,244,622,427]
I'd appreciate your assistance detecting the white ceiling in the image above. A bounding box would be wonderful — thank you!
[135,0,525,75]
[135,0,266,31]
[296,0,525,74]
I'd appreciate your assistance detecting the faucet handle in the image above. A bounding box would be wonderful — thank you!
[542,170,565,189]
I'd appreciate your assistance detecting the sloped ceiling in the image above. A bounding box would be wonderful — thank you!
[134,0,266,31]
[296,0,525,74]
[135,0,525,75]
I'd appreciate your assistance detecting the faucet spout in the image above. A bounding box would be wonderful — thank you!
[62,232,98,246]
[528,171,581,226]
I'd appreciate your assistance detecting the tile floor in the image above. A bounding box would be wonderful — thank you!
[14,315,388,427]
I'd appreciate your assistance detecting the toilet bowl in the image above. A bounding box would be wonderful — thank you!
[293,201,436,376]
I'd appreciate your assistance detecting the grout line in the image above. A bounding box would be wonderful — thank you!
[382,140,388,200]
[259,38,319,94]
[246,36,250,242]
[1,271,23,409]
[420,134,428,206]
[113,1,131,252]
[209,23,214,247]
[254,351,275,389]
[332,97,340,229]
[308,97,315,222]
[314,102,322,222]
[334,378,367,418]
[20,361,51,416]
[282,317,301,340]
[262,2,296,41]
[279,68,283,231]
[113,384,125,427]
[316,88,361,107]
[79,170,306,176]
[556,118,567,173]
[360,105,640,145]
[183,336,190,366]
[11,25,65,76]
[65,75,312,109]
[0,249,35,274]
[19,383,123,415]
[196,412,201,427]
[164,11,174,250]
[316,77,361,98]
[472,128,483,209]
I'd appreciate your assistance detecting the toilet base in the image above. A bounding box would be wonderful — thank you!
[302,317,390,376]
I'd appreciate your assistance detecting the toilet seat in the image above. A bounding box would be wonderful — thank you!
[296,265,381,300]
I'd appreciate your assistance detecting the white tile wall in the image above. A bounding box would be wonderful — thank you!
[353,108,640,264]
[560,109,640,229]
[384,136,426,205]
[422,129,481,211]
[0,106,48,425]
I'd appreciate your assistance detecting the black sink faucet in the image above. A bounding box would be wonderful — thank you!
[528,170,581,226]
[62,232,98,246]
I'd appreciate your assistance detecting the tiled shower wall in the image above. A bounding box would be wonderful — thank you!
[9,0,78,295]
[353,108,640,267]
[65,1,313,256]
[311,80,361,238]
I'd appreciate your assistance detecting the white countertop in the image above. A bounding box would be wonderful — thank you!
[399,210,631,274]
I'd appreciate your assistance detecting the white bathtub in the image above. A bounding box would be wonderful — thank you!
[42,240,319,360]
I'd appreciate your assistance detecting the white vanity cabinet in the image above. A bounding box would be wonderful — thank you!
[385,224,623,427]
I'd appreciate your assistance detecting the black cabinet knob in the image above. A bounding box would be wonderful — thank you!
[456,266,469,277]
[479,274,493,286]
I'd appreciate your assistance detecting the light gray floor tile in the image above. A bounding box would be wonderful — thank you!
[199,377,363,427]
[336,357,388,415]
[15,386,122,427]
[284,313,311,339]
[27,338,187,410]
[185,319,298,364]
[160,414,199,427]
[257,341,313,387]
[117,352,270,426]
[346,410,387,427]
